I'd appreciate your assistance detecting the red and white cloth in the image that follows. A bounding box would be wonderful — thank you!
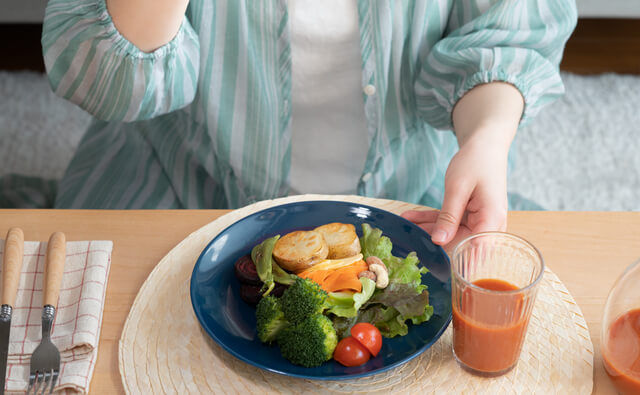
[0,240,113,394]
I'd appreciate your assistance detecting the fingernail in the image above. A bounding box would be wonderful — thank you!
[432,230,447,243]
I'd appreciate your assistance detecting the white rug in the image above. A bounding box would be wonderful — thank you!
[0,71,90,180]
[510,73,640,211]
[0,71,638,211]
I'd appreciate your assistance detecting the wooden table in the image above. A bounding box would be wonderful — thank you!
[1,210,639,394]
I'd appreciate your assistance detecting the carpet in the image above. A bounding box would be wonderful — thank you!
[0,71,638,211]
[510,73,640,211]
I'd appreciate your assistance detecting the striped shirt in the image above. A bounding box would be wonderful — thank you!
[41,0,577,209]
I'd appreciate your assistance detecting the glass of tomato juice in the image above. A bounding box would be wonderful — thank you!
[451,232,544,377]
[601,259,640,395]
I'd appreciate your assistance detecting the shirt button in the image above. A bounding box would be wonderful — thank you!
[363,84,376,96]
[361,172,372,182]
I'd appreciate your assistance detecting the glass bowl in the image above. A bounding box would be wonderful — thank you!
[601,259,640,394]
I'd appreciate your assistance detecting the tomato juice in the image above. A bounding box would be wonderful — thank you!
[452,278,530,375]
[603,308,640,394]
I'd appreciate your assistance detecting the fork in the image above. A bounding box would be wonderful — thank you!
[27,232,66,395]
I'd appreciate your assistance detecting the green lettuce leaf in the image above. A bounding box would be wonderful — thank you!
[325,278,376,318]
[250,235,298,295]
[387,252,428,289]
[358,284,434,338]
[361,224,428,288]
[271,260,298,285]
[360,223,393,261]
[369,283,430,319]
[357,305,410,337]
[332,301,435,339]
[330,315,357,340]
[346,224,434,338]
[251,236,279,296]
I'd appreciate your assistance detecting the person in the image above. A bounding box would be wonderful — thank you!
[38,0,576,250]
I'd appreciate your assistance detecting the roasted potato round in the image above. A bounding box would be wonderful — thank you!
[272,230,329,273]
[314,223,361,259]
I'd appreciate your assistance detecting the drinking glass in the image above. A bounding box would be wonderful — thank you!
[451,232,544,376]
[601,259,640,394]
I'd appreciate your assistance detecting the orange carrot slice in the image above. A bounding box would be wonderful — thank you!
[298,260,368,293]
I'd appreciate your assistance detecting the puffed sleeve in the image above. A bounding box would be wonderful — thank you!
[415,0,577,130]
[41,0,200,122]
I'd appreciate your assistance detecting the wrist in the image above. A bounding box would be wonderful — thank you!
[107,0,189,53]
[452,81,523,152]
[457,124,516,155]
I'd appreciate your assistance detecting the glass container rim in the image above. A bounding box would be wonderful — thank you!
[605,258,640,296]
[600,258,640,382]
[600,258,640,338]
[451,231,545,295]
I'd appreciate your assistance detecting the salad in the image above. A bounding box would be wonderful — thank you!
[234,223,434,367]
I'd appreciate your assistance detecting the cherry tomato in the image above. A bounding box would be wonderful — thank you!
[350,322,383,357]
[333,336,370,367]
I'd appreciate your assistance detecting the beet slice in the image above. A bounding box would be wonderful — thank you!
[239,284,263,305]
[239,283,288,305]
[234,255,261,285]
[272,283,288,297]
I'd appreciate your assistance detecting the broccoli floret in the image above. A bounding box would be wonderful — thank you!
[277,314,338,367]
[280,278,328,324]
[255,295,289,344]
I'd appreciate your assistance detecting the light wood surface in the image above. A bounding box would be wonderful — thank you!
[0,210,638,394]
[2,228,24,307]
[43,232,66,307]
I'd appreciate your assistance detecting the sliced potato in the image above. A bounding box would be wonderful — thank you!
[272,230,329,273]
[314,223,361,259]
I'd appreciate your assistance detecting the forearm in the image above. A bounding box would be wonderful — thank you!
[106,0,189,53]
[452,82,524,152]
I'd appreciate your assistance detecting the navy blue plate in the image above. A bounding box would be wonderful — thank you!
[190,201,451,380]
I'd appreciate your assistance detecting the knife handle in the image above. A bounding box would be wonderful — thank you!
[44,232,66,308]
[2,228,24,307]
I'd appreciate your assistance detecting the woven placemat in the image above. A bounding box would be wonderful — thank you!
[118,195,594,394]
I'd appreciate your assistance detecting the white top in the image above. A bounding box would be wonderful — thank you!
[288,0,369,195]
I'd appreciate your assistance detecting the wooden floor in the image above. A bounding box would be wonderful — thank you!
[0,24,44,71]
[1,19,640,74]
[561,19,640,74]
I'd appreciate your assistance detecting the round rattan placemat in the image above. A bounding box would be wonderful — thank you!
[119,195,594,394]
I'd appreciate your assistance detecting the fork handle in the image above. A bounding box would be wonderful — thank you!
[2,228,24,307]
[44,232,66,307]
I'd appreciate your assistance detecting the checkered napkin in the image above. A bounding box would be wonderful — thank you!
[0,240,113,394]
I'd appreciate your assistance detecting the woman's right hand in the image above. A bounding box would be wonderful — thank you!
[403,81,523,252]
[402,128,509,252]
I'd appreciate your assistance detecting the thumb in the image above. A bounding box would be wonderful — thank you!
[432,183,472,245]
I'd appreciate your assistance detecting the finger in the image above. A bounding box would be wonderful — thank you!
[414,222,436,236]
[432,182,473,245]
[443,226,474,255]
[467,204,507,234]
[470,218,504,234]
[401,209,439,224]
[417,222,469,254]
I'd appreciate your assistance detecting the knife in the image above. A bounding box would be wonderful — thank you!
[0,228,24,395]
